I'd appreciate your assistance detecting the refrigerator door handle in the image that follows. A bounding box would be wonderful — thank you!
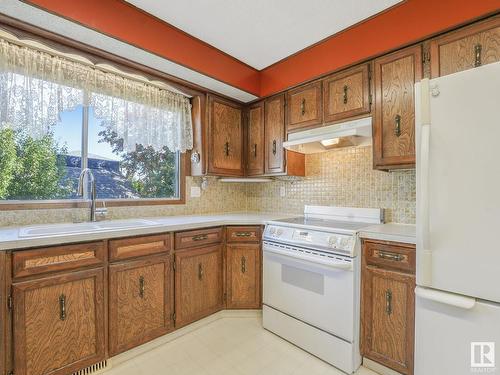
[415,286,476,310]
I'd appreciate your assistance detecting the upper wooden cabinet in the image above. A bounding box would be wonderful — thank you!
[246,102,265,176]
[12,268,106,375]
[373,45,422,170]
[109,255,173,356]
[323,63,372,123]
[286,81,323,132]
[430,16,500,78]
[265,94,286,174]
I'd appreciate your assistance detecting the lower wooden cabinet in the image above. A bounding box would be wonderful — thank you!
[226,243,261,309]
[109,255,173,356]
[361,240,416,375]
[174,245,223,327]
[12,268,106,375]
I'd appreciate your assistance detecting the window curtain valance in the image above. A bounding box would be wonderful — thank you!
[0,37,193,152]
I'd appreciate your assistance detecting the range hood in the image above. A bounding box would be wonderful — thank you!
[283,117,372,154]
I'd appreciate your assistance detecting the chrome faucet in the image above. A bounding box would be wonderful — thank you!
[77,168,97,222]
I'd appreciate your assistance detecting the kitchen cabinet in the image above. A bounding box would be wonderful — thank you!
[246,101,265,176]
[361,240,416,375]
[12,268,106,375]
[323,63,372,123]
[264,94,305,176]
[226,226,261,309]
[372,45,422,170]
[286,81,323,132]
[207,95,244,176]
[174,244,223,327]
[109,255,173,355]
[430,16,500,78]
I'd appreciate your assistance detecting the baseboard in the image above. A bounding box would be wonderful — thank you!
[363,357,403,375]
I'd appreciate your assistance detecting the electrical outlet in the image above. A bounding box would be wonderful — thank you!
[190,186,201,198]
[279,186,286,197]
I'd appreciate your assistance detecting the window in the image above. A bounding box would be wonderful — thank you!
[0,35,192,207]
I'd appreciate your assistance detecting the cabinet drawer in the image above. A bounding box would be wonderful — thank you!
[226,226,261,243]
[13,242,105,279]
[286,81,323,132]
[174,227,223,250]
[364,240,415,274]
[109,234,171,261]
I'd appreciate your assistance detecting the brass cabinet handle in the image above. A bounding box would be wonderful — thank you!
[198,263,203,281]
[394,115,402,137]
[377,250,404,262]
[343,85,348,104]
[235,232,252,237]
[385,289,393,315]
[139,276,145,298]
[224,141,230,156]
[253,144,257,158]
[300,98,306,115]
[241,256,246,273]
[272,140,277,155]
[59,294,66,321]
[474,43,482,67]
[192,234,208,241]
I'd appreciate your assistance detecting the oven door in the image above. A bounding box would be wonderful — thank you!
[263,242,356,342]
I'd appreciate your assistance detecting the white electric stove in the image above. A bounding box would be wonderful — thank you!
[262,206,384,374]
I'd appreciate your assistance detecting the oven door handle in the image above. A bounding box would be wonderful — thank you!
[263,246,352,271]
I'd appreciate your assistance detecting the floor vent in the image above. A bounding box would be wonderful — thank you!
[72,360,110,375]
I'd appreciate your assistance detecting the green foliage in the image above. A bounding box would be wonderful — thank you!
[99,129,178,198]
[0,128,17,199]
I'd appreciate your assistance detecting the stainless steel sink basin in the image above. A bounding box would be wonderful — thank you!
[18,219,159,238]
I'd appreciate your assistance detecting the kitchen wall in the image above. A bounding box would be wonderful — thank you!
[0,145,416,227]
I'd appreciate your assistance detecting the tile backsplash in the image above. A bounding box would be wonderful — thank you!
[0,146,416,227]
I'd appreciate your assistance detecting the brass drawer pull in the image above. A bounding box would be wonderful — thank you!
[253,144,257,158]
[272,140,277,156]
[394,114,402,137]
[235,232,252,237]
[301,98,306,115]
[385,289,393,315]
[198,263,203,281]
[192,234,209,241]
[378,250,404,262]
[59,294,66,321]
[343,85,348,104]
[224,141,230,156]
[474,43,482,67]
[241,256,246,273]
[139,276,145,298]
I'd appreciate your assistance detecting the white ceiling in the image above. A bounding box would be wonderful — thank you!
[125,0,403,70]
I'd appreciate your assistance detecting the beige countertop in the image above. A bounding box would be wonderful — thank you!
[360,223,416,245]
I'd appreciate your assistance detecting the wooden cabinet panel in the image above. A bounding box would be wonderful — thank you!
[286,81,322,132]
[226,244,261,309]
[431,16,500,78]
[109,234,170,262]
[323,63,371,123]
[265,94,286,174]
[364,240,416,274]
[373,45,422,170]
[13,242,105,279]
[226,226,261,243]
[12,269,105,375]
[246,102,265,176]
[174,245,223,327]
[208,96,244,176]
[109,255,173,355]
[174,227,223,250]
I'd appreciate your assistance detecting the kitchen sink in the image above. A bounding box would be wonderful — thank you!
[18,219,159,238]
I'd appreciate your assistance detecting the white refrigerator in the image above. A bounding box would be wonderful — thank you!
[415,61,500,375]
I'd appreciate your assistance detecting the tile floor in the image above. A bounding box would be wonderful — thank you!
[106,316,378,375]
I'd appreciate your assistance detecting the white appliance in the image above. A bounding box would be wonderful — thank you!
[283,117,372,154]
[415,62,500,375]
[262,206,383,374]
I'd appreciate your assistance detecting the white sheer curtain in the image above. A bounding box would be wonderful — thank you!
[0,38,193,152]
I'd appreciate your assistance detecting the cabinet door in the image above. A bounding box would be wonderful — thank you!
[109,255,173,355]
[208,96,244,176]
[175,245,223,327]
[226,244,261,309]
[373,45,422,170]
[286,81,322,132]
[265,94,286,174]
[323,63,371,123]
[362,267,415,375]
[246,101,265,176]
[12,269,105,375]
[431,16,500,78]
